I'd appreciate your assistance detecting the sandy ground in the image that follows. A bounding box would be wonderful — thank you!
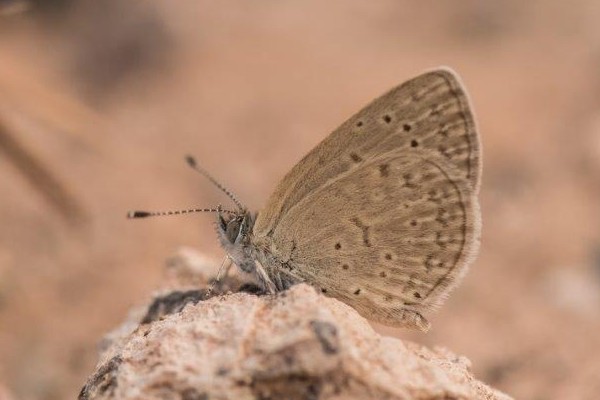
[1,1,600,399]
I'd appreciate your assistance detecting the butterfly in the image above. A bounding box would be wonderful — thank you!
[129,67,481,331]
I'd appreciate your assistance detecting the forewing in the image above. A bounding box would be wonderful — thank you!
[255,151,480,329]
[254,67,480,237]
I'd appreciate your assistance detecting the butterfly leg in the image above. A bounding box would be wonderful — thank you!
[205,256,234,297]
[216,256,234,281]
[254,259,277,294]
[399,308,431,332]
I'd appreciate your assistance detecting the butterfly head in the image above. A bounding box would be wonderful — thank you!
[217,209,254,246]
[216,209,257,273]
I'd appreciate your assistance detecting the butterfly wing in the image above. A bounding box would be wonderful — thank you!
[252,151,480,330]
[254,67,481,237]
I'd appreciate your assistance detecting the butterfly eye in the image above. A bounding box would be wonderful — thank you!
[225,218,242,244]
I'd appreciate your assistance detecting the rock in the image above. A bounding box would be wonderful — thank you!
[80,249,512,400]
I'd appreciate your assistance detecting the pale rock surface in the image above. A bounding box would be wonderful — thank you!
[80,249,512,400]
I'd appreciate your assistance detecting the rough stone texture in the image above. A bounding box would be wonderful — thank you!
[80,249,512,400]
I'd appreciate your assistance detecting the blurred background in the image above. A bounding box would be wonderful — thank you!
[1,1,599,399]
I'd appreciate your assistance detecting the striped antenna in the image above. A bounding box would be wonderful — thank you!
[127,207,235,219]
[185,155,245,211]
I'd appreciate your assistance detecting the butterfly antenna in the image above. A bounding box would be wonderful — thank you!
[185,155,245,211]
[127,206,235,219]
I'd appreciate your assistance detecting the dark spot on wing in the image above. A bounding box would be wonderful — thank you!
[378,163,390,177]
[350,152,363,163]
[351,217,371,247]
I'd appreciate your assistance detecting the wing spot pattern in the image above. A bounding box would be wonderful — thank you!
[427,188,445,204]
[350,152,363,163]
[429,104,442,119]
[436,231,451,248]
[438,145,452,159]
[438,123,449,137]
[378,163,390,177]
[402,173,418,189]
[351,217,372,247]
[435,208,451,227]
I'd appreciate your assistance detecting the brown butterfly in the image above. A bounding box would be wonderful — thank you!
[129,67,481,331]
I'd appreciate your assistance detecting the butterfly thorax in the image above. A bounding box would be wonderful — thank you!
[217,210,302,292]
